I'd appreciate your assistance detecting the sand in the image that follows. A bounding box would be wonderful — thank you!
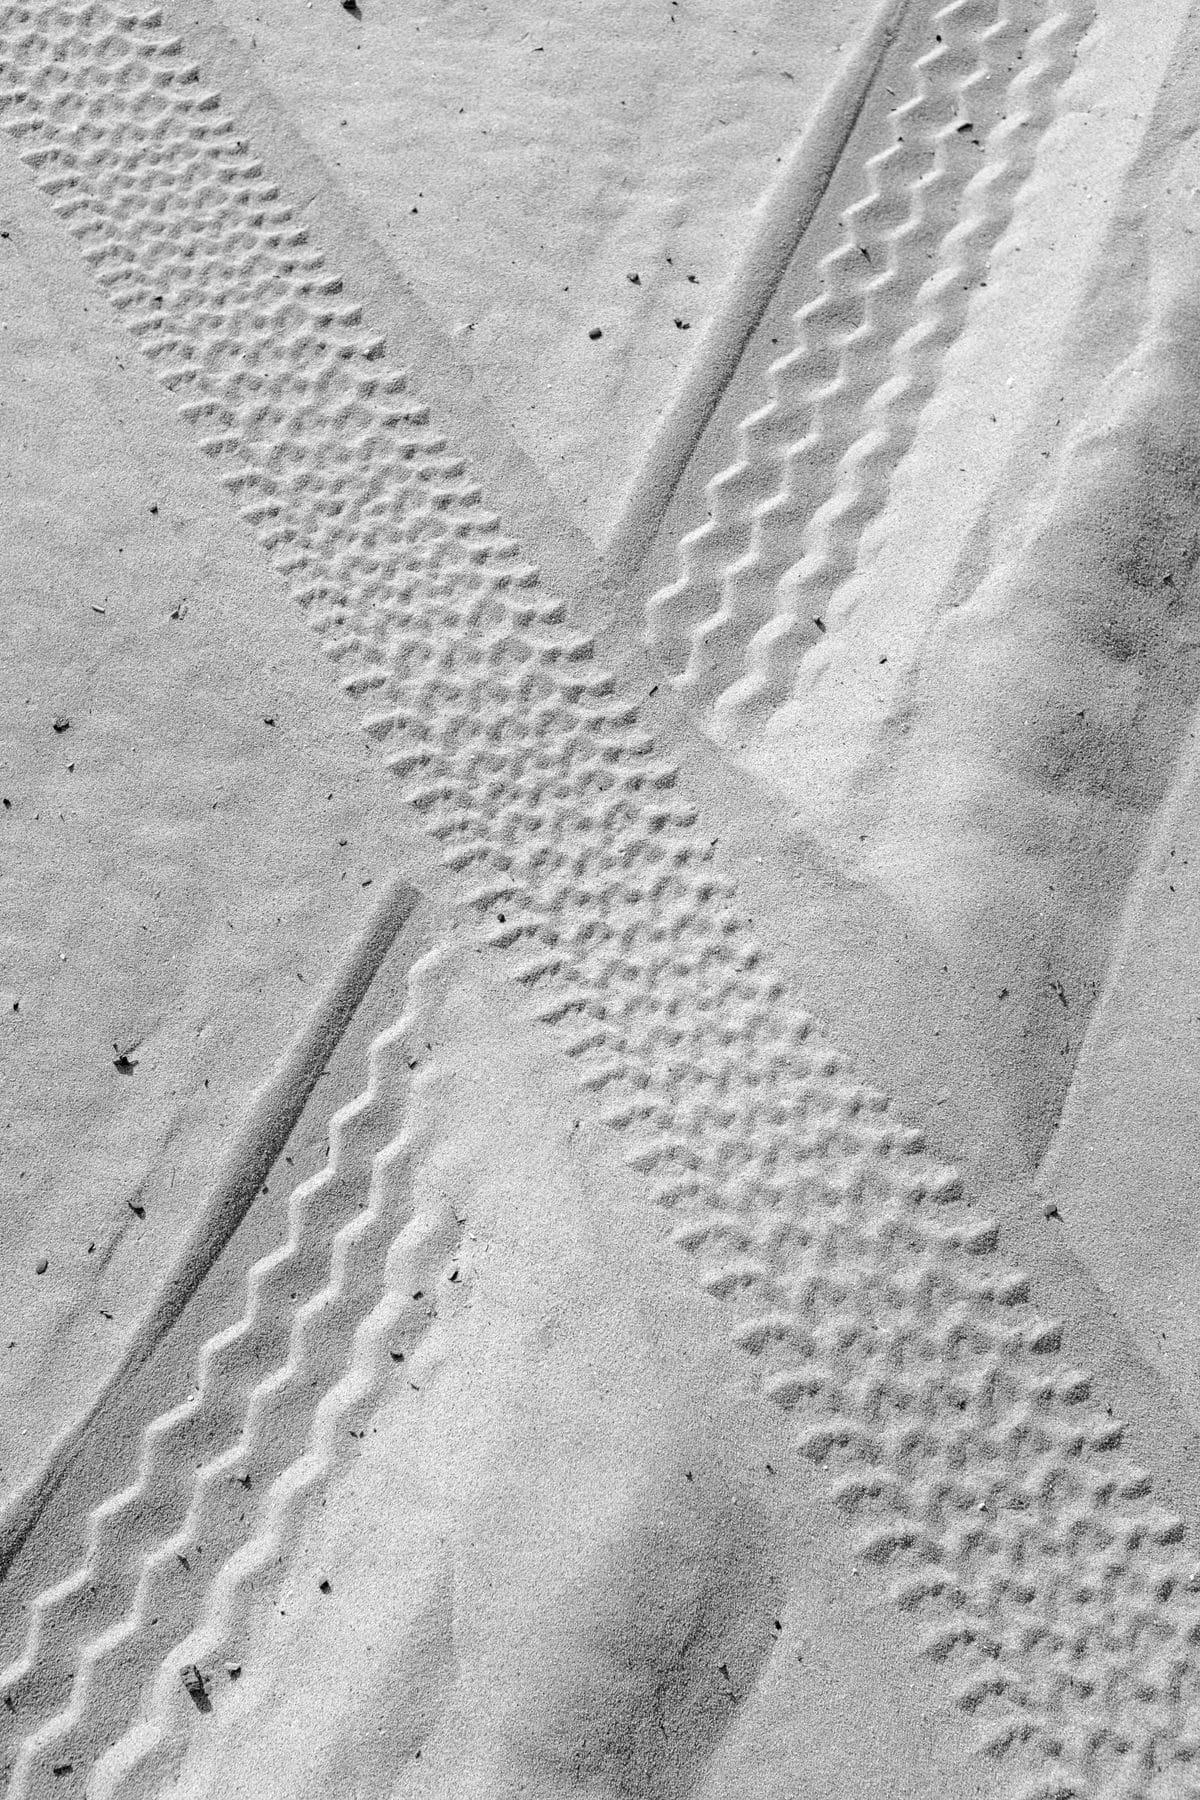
[4,0,1200,1796]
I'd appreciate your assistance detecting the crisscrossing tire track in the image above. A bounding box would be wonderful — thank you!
[0,4,1195,1797]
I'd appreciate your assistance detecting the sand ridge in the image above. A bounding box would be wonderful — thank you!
[4,1,1200,1797]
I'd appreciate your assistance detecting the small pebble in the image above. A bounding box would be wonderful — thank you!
[52,716,70,734]
[35,1257,48,1276]
[180,1664,211,1713]
[588,326,602,340]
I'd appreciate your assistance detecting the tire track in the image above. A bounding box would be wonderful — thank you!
[91,1177,462,1800]
[605,0,910,578]
[0,947,444,1799]
[0,875,419,1587]
[714,0,1092,739]
[645,0,1000,686]
[1,4,1198,1795]
[645,0,1091,740]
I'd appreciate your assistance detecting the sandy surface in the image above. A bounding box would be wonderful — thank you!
[201,0,872,546]
[6,1,1200,1797]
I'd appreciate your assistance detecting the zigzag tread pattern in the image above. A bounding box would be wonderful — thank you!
[646,0,1093,740]
[0,3,1194,1796]
[87,1039,461,1800]
[91,1183,461,1800]
[0,942,447,1798]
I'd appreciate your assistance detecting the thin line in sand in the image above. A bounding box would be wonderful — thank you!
[603,0,911,581]
[0,872,421,1581]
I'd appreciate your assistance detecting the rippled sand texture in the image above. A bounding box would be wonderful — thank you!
[5,2,1200,1797]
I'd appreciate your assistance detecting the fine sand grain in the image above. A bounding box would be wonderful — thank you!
[6,2,1200,1797]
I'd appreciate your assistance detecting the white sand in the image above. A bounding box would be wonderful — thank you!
[0,156,425,1499]
[143,947,973,1800]
[201,0,871,545]
[5,1,1200,1797]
